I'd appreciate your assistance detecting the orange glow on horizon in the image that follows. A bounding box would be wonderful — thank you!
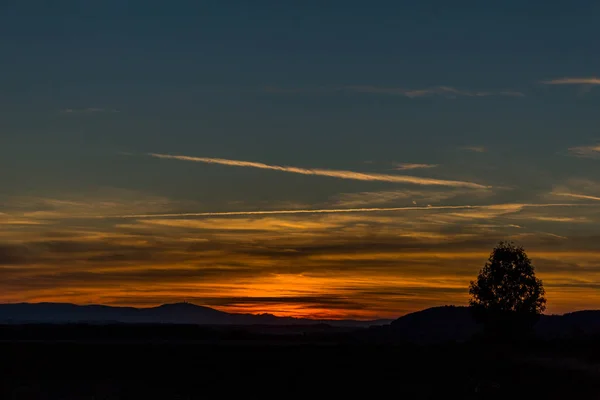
[3,195,600,319]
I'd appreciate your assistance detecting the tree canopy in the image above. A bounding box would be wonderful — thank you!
[469,242,546,334]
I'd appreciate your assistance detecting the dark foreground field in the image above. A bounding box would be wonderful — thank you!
[1,325,599,399]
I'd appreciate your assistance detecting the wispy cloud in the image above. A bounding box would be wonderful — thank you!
[532,216,590,223]
[542,77,600,85]
[106,202,590,220]
[265,86,525,98]
[110,205,480,219]
[552,192,600,202]
[461,146,487,153]
[333,190,435,208]
[0,216,48,226]
[3,193,600,317]
[568,144,600,158]
[330,188,485,208]
[1,189,194,221]
[344,85,525,98]
[393,163,438,171]
[138,217,340,231]
[148,153,489,189]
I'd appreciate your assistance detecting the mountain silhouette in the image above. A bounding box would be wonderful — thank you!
[0,302,391,327]
[3,302,600,340]
[390,306,600,342]
[390,305,482,342]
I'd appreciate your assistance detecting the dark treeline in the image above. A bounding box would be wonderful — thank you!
[0,323,354,342]
[2,322,600,358]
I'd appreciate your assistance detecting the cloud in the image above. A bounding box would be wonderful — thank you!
[568,144,600,158]
[461,146,486,153]
[330,188,485,208]
[441,203,527,220]
[0,244,34,265]
[548,179,600,203]
[85,203,596,223]
[542,77,600,85]
[2,196,600,317]
[1,189,196,219]
[0,215,48,225]
[102,202,593,220]
[532,216,590,223]
[106,205,482,219]
[332,190,434,208]
[148,153,489,189]
[548,179,600,202]
[551,192,600,202]
[138,217,341,231]
[393,163,438,171]
[3,181,600,318]
[194,295,362,308]
[267,86,525,98]
[344,85,525,98]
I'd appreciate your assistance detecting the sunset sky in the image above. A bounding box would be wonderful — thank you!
[2,1,600,319]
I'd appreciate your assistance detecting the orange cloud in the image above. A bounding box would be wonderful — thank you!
[2,190,600,319]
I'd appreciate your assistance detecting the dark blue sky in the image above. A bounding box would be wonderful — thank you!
[1,1,600,317]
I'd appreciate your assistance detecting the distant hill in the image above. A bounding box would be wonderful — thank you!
[390,306,481,342]
[390,306,600,342]
[0,302,391,328]
[4,303,600,341]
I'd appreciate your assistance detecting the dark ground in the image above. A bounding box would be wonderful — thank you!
[1,325,599,399]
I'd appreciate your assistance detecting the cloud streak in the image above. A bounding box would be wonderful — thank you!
[266,86,525,98]
[568,145,600,158]
[552,192,600,202]
[345,85,525,98]
[109,205,481,219]
[393,163,438,171]
[331,189,459,207]
[542,77,600,85]
[148,153,489,189]
[106,202,592,220]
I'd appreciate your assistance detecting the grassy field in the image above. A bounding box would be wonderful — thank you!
[1,326,599,399]
[1,342,599,398]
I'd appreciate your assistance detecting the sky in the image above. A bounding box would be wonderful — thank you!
[1,0,600,319]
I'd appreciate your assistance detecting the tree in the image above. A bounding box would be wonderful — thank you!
[469,241,546,337]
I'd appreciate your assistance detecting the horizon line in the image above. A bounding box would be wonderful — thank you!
[0,301,592,319]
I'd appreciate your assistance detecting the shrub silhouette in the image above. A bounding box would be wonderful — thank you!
[469,241,546,338]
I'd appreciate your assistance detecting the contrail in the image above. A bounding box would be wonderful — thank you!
[148,153,489,189]
[103,202,592,219]
[552,192,600,201]
[110,205,477,219]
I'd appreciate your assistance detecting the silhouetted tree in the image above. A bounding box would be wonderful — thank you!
[469,242,546,338]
